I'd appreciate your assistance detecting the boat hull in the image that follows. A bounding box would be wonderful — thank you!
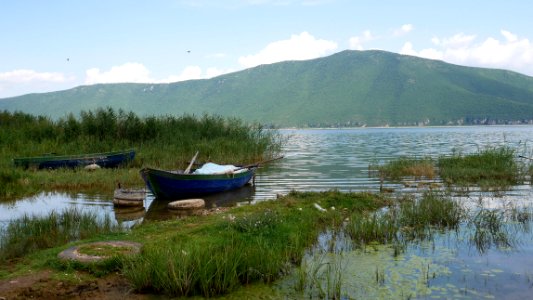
[140,167,256,199]
[13,149,135,169]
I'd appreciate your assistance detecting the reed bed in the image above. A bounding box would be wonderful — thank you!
[438,146,519,187]
[0,108,282,199]
[374,147,523,190]
[0,208,121,261]
[375,157,436,180]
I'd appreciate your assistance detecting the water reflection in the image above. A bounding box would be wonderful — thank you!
[144,185,256,221]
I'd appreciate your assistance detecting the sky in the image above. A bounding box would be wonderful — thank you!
[1,0,532,99]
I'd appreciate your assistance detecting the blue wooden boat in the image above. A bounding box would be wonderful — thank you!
[140,166,256,199]
[13,149,135,169]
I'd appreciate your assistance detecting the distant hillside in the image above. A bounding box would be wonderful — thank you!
[2,50,533,127]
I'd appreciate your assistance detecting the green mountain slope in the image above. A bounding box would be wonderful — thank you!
[2,50,533,127]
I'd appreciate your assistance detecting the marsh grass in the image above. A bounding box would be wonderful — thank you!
[0,208,121,261]
[294,251,345,299]
[346,192,463,248]
[438,146,519,188]
[120,190,388,297]
[0,109,282,199]
[346,211,397,246]
[399,192,463,232]
[468,209,513,253]
[375,157,436,180]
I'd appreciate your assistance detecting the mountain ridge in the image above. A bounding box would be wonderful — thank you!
[1,50,533,127]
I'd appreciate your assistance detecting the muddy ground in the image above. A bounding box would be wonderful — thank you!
[0,270,160,300]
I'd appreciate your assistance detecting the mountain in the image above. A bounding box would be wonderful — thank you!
[2,50,533,127]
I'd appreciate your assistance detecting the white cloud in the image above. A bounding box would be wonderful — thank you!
[85,63,152,85]
[84,63,232,85]
[238,32,338,68]
[501,30,518,43]
[0,69,67,83]
[393,24,414,36]
[348,30,375,50]
[0,69,73,98]
[430,33,477,48]
[401,30,533,76]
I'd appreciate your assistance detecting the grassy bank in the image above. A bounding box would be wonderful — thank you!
[1,190,530,298]
[0,191,391,298]
[0,109,282,200]
[121,191,389,297]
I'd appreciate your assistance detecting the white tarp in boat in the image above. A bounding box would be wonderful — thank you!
[193,162,245,175]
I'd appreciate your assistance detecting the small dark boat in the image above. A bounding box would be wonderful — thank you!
[13,149,135,169]
[140,165,256,199]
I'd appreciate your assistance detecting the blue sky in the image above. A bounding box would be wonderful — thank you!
[1,0,532,98]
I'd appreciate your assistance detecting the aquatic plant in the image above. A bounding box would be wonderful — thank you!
[438,146,519,188]
[375,156,436,180]
[0,208,122,261]
[468,209,514,253]
[346,211,397,246]
[399,192,463,232]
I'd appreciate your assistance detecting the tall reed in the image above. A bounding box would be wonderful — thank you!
[0,109,283,199]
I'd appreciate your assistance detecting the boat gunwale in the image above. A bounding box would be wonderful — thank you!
[13,149,135,162]
[141,167,256,181]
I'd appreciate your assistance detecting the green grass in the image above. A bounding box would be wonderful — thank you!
[120,190,390,297]
[0,190,531,298]
[0,208,122,261]
[375,147,523,189]
[438,146,519,187]
[345,192,463,248]
[375,157,436,180]
[0,109,282,200]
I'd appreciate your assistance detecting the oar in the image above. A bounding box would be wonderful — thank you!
[518,155,533,161]
[234,155,284,171]
[184,151,199,174]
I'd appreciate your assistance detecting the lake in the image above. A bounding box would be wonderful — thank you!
[2,125,533,299]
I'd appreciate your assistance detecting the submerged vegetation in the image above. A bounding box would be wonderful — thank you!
[0,108,282,199]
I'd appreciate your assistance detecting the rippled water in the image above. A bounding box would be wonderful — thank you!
[254,126,533,201]
[2,126,533,225]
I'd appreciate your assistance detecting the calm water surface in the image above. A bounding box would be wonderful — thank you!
[3,125,533,299]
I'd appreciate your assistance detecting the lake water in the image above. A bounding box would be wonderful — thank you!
[2,125,533,299]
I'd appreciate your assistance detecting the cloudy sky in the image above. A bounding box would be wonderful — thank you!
[1,0,532,98]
